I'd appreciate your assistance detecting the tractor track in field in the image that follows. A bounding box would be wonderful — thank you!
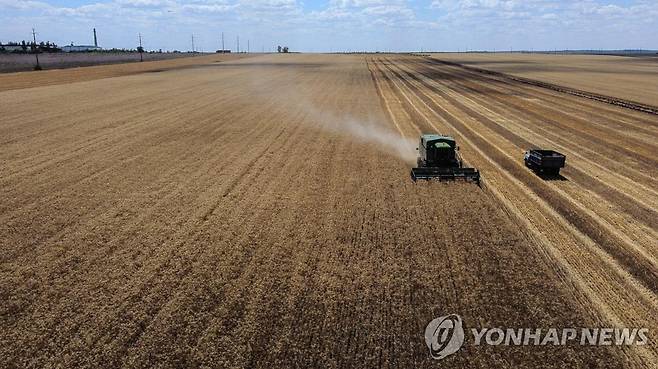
[368,55,658,368]
[428,58,658,116]
[422,59,658,138]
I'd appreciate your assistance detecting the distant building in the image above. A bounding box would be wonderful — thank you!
[61,29,103,52]
[216,49,231,53]
[62,44,102,52]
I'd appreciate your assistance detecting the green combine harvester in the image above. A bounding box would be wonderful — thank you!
[411,134,480,185]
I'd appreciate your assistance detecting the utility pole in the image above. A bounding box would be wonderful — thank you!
[237,36,240,53]
[138,33,143,62]
[191,34,195,53]
[32,28,41,70]
[247,39,250,53]
[221,32,224,51]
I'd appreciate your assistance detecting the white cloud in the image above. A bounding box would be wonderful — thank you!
[238,0,301,14]
[312,0,415,27]
[115,0,175,7]
[0,0,54,11]
[0,0,657,51]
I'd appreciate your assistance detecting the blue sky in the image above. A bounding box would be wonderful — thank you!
[1,1,656,52]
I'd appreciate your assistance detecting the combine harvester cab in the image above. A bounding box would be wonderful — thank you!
[411,134,480,185]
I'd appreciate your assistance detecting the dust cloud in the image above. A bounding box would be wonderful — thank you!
[240,59,418,165]
[248,87,416,166]
[298,102,418,166]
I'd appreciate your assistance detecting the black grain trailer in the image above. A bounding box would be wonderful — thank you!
[524,149,566,176]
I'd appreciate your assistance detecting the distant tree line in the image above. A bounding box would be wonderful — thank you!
[0,40,61,53]
[0,41,182,54]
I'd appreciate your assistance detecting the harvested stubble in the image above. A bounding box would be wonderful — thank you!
[0,53,655,368]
